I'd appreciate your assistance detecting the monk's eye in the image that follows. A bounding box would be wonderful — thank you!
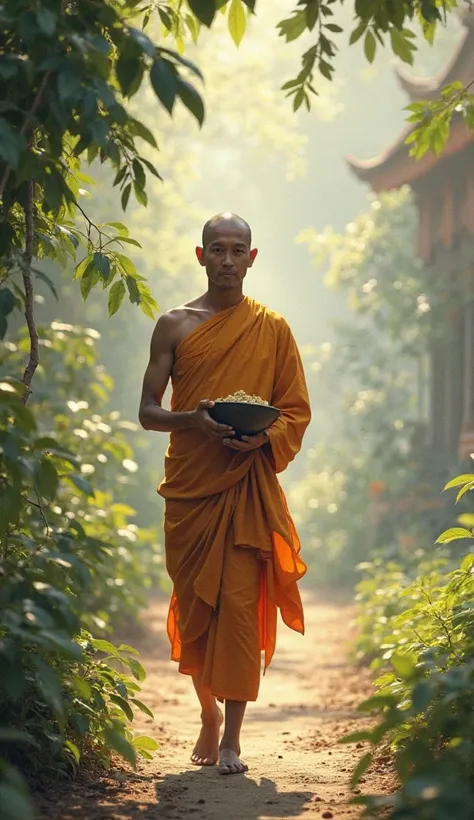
[234,249,244,255]
[212,246,223,254]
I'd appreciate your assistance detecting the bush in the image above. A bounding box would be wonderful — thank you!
[0,324,161,817]
[343,472,474,819]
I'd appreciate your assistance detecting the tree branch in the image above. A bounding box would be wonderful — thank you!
[21,181,39,405]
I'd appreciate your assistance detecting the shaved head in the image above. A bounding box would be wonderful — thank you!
[202,212,252,248]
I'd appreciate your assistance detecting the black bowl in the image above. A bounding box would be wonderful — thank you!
[209,401,280,438]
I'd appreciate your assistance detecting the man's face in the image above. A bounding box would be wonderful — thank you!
[199,224,255,290]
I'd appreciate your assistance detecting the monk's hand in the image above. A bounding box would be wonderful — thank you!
[223,431,269,451]
[191,399,235,440]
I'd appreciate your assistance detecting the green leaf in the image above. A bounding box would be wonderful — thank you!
[129,119,158,148]
[443,473,474,490]
[65,740,81,764]
[278,10,307,43]
[128,26,157,57]
[389,28,416,65]
[74,254,94,281]
[80,265,100,300]
[357,693,398,712]
[34,656,64,717]
[350,21,368,44]
[364,30,376,63]
[177,79,205,126]
[126,275,141,306]
[188,0,216,27]
[131,699,154,719]
[91,638,121,655]
[150,58,178,114]
[34,269,59,300]
[0,486,22,531]
[94,252,111,280]
[104,727,137,767]
[351,752,372,789]
[0,116,25,167]
[306,2,319,31]
[115,253,137,276]
[115,236,141,248]
[121,183,132,211]
[35,8,57,35]
[128,658,146,681]
[133,181,147,206]
[105,222,129,236]
[131,735,159,752]
[34,457,59,501]
[116,55,143,98]
[108,279,126,317]
[411,681,433,713]
[228,0,247,46]
[436,527,473,545]
[391,653,416,680]
[110,694,134,721]
[159,49,204,81]
[0,781,35,820]
[68,473,95,497]
[456,482,474,504]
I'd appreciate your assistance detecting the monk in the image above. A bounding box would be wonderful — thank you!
[138,212,311,775]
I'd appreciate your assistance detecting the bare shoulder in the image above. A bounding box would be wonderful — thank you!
[152,297,210,352]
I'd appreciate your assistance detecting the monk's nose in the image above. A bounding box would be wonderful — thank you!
[222,253,234,268]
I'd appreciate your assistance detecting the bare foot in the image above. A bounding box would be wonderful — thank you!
[191,708,223,766]
[218,747,248,775]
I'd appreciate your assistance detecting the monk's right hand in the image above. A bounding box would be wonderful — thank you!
[191,400,235,439]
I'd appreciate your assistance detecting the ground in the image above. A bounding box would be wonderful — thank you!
[35,590,394,820]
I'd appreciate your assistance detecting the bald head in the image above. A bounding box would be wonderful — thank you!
[202,212,252,249]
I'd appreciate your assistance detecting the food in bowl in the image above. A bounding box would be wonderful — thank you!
[209,390,280,438]
[216,390,269,406]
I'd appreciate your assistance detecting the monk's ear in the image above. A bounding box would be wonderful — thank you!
[249,248,258,266]
[195,246,205,266]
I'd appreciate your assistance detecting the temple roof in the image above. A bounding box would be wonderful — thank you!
[346,9,474,191]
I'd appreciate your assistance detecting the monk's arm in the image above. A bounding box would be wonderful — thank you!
[138,316,234,439]
[138,315,194,432]
[266,320,311,473]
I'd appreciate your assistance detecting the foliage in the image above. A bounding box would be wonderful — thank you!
[343,473,474,819]
[0,323,161,816]
[275,0,461,111]
[405,79,474,160]
[292,189,461,586]
[0,322,163,630]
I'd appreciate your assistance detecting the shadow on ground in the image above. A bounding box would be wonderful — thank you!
[39,770,314,820]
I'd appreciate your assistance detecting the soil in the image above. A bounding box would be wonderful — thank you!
[34,590,394,820]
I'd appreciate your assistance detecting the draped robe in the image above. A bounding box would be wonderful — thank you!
[158,296,311,702]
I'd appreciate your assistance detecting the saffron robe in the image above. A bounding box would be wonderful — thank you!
[158,296,311,701]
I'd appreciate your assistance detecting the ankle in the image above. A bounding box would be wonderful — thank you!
[200,706,220,725]
[220,735,240,752]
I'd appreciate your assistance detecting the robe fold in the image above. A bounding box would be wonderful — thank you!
[158,296,311,702]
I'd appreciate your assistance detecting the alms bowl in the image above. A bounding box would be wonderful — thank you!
[209,402,280,438]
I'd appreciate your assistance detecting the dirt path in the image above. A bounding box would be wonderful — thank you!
[36,591,393,820]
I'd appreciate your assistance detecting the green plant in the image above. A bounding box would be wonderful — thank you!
[342,470,474,819]
[0,326,162,815]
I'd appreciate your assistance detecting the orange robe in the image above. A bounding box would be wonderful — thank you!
[158,296,311,702]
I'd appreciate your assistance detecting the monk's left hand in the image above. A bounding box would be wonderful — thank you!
[222,432,268,451]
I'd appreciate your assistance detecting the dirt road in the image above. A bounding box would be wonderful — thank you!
[36,591,393,820]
